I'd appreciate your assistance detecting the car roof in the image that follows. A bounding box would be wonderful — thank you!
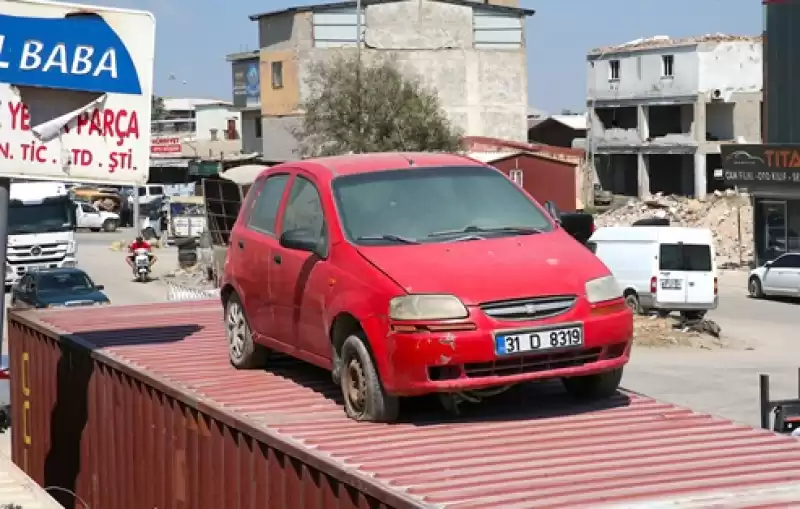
[590,226,714,245]
[265,152,482,179]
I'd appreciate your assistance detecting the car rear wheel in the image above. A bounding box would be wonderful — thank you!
[562,368,623,400]
[748,276,764,298]
[340,333,398,422]
[225,294,269,369]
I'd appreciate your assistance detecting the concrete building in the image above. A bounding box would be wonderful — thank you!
[586,35,762,199]
[231,0,533,161]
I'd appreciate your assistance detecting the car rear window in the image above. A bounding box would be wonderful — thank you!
[659,243,712,271]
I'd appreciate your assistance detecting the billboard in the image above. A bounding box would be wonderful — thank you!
[0,0,155,184]
[721,144,800,186]
[232,59,260,108]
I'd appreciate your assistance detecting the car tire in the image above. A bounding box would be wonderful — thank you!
[748,276,764,298]
[339,333,399,422]
[562,368,623,401]
[225,293,269,369]
[102,219,117,232]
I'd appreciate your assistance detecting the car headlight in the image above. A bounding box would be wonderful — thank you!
[585,275,622,304]
[389,294,469,321]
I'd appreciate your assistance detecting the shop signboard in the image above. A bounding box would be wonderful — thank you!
[151,136,182,155]
[232,59,260,108]
[0,0,155,185]
[721,144,800,188]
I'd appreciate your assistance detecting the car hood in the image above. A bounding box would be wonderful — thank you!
[357,231,610,305]
[38,290,108,306]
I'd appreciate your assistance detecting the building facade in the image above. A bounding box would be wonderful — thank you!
[232,0,532,162]
[587,35,762,199]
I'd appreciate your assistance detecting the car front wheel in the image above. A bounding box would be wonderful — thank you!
[339,333,399,422]
[225,294,269,369]
[562,368,623,400]
[749,276,764,298]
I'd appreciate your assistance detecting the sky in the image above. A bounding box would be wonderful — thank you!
[89,0,763,112]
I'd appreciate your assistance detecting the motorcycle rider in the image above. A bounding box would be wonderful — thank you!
[126,235,157,273]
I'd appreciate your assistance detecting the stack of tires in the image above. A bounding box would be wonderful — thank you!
[176,237,198,269]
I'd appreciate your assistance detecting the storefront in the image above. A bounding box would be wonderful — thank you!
[722,144,800,264]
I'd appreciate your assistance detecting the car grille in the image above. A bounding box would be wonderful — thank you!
[7,243,67,264]
[464,348,602,377]
[480,295,577,321]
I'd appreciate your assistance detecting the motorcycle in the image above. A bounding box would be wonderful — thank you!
[133,247,152,282]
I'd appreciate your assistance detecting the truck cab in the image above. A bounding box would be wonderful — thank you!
[6,182,77,287]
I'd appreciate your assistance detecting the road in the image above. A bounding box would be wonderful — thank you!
[623,270,800,428]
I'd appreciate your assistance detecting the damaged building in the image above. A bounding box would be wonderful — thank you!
[241,0,533,161]
[586,35,762,199]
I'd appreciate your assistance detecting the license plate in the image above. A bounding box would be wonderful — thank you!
[661,278,682,290]
[495,325,583,355]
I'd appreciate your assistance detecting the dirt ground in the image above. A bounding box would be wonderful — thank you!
[633,314,739,350]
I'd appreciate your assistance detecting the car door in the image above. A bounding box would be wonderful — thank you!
[271,172,333,360]
[763,254,800,294]
[80,204,100,228]
[682,244,715,306]
[655,243,688,306]
[235,173,291,341]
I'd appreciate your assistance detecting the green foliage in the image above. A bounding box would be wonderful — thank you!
[295,53,462,157]
[151,95,166,121]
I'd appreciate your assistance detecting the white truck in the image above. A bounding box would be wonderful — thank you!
[5,182,77,287]
[75,202,119,232]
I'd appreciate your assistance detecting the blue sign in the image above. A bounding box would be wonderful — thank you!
[0,12,141,95]
[245,62,259,98]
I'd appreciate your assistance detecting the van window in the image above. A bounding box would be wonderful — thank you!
[659,244,712,271]
[149,186,164,195]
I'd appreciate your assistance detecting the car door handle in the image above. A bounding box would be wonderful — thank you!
[238,240,245,249]
[273,254,281,264]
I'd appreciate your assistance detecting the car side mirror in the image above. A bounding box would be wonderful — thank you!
[95,284,104,290]
[279,228,320,254]
[765,261,773,267]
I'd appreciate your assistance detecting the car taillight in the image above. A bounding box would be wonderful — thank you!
[650,276,657,293]
[714,277,718,295]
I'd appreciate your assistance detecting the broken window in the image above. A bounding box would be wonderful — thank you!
[595,107,637,130]
[271,61,283,89]
[705,102,734,141]
[647,105,690,138]
[662,55,674,77]
[609,60,620,80]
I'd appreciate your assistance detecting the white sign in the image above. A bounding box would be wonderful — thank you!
[0,0,155,184]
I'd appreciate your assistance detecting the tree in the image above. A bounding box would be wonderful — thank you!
[294,54,462,157]
[151,95,166,121]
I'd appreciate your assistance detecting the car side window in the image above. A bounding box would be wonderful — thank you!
[771,255,791,268]
[780,255,800,268]
[81,204,95,213]
[281,177,328,251]
[247,174,289,235]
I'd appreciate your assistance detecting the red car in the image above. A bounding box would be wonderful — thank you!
[221,153,633,422]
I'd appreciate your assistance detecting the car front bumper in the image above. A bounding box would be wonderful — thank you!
[379,299,633,396]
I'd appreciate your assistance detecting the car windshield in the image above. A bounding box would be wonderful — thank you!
[37,272,94,293]
[332,165,554,245]
[9,198,75,234]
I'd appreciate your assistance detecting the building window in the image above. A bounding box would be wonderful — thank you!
[271,61,283,89]
[662,55,674,77]
[609,60,620,80]
[254,117,262,138]
[509,170,523,185]
[472,8,523,50]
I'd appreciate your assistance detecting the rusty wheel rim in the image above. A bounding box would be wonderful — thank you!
[344,357,366,413]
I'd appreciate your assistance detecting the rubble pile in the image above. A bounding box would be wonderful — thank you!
[634,315,725,349]
[163,265,217,291]
[596,190,753,268]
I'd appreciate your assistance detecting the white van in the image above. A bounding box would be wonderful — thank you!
[588,226,718,318]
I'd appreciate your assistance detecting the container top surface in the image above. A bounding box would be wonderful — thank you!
[0,451,63,508]
[19,301,800,508]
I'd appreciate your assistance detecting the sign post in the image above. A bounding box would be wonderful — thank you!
[0,0,155,373]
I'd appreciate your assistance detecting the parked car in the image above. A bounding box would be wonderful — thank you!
[75,202,119,232]
[10,268,109,309]
[220,153,633,422]
[748,252,800,299]
[588,226,717,319]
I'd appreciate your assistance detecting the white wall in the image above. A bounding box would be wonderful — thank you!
[588,46,699,102]
[195,105,241,141]
[697,42,762,94]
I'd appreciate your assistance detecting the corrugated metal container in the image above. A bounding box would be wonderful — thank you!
[764,0,800,143]
[9,301,800,508]
[0,449,62,508]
